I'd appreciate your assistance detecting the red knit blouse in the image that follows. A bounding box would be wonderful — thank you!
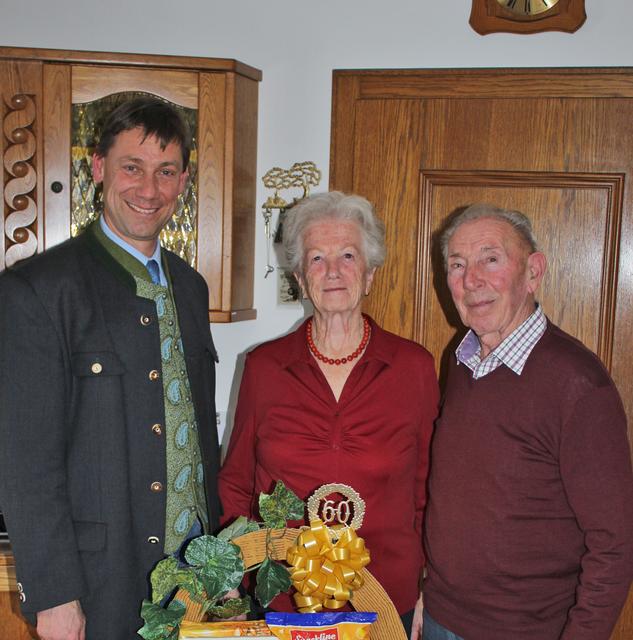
[218,317,439,614]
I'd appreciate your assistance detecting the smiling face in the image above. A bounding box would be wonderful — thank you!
[92,127,188,257]
[446,217,546,357]
[296,219,376,316]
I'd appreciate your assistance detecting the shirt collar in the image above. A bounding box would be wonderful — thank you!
[455,304,547,376]
[99,215,166,285]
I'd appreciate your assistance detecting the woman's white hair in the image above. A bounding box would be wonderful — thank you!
[282,191,386,275]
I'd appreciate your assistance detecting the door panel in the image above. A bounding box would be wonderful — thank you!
[331,68,633,640]
[72,66,199,107]
[43,63,71,249]
[352,99,425,338]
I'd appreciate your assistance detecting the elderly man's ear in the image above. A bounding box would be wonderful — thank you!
[526,251,547,294]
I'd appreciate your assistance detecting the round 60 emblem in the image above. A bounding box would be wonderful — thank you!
[307,483,366,538]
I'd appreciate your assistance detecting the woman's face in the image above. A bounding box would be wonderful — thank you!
[297,219,376,315]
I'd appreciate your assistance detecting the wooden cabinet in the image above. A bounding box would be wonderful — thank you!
[0,46,261,322]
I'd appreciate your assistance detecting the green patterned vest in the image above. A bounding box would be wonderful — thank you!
[93,223,209,553]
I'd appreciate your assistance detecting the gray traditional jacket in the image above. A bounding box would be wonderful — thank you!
[0,223,221,638]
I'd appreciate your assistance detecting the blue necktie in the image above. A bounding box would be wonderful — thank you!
[146,259,161,285]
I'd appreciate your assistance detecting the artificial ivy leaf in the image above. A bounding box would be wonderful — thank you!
[259,481,304,529]
[138,599,185,640]
[217,515,260,541]
[176,568,207,600]
[204,596,251,619]
[255,557,292,608]
[184,535,245,601]
[150,556,196,604]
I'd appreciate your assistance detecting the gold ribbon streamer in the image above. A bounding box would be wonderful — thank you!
[286,519,371,612]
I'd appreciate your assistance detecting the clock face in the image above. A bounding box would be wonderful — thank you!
[496,0,560,15]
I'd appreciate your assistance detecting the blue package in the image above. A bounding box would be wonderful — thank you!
[266,612,378,626]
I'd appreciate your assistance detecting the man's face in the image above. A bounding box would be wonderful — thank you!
[92,127,188,257]
[446,217,546,356]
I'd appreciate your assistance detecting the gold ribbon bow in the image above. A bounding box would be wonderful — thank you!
[286,519,371,612]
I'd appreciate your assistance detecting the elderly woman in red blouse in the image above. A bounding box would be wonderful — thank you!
[218,191,439,636]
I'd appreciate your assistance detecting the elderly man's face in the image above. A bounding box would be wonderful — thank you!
[446,217,545,357]
[297,219,375,316]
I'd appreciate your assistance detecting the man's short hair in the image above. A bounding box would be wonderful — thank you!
[95,96,191,170]
[440,203,539,268]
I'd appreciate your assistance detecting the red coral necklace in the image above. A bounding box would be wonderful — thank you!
[307,315,371,366]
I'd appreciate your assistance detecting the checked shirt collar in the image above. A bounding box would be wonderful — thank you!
[456,304,546,379]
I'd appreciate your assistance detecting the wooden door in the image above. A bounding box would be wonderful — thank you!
[330,68,633,639]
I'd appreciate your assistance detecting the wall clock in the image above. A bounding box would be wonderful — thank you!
[470,0,586,35]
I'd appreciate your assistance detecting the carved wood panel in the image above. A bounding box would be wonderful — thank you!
[1,60,44,269]
[2,93,38,268]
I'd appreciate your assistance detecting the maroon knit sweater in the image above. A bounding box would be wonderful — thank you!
[423,323,633,640]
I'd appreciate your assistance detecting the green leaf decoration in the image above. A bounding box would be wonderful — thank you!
[150,556,197,604]
[138,482,306,633]
[217,515,261,541]
[255,557,292,608]
[258,481,304,529]
[138,599,185,640]
[177,569,207,600]
[184,535,245,601]
[204,596,251,619]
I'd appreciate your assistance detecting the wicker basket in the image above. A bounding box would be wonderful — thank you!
[175,528,407,640]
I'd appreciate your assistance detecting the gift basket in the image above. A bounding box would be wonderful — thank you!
[139,483,408,640]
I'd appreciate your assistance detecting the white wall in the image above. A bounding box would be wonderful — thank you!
[2,0,632,440]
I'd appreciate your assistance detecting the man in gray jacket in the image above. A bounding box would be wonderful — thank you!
[0,97,221,639]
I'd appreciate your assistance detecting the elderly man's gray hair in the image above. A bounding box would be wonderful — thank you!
[440,203,539,267]
[282,191,386,275]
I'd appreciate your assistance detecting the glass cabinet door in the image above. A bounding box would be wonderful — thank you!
[71,90,199,266]
[45,65,200,266]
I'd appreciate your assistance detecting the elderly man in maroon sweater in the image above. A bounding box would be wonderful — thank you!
[412,204,633,640]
